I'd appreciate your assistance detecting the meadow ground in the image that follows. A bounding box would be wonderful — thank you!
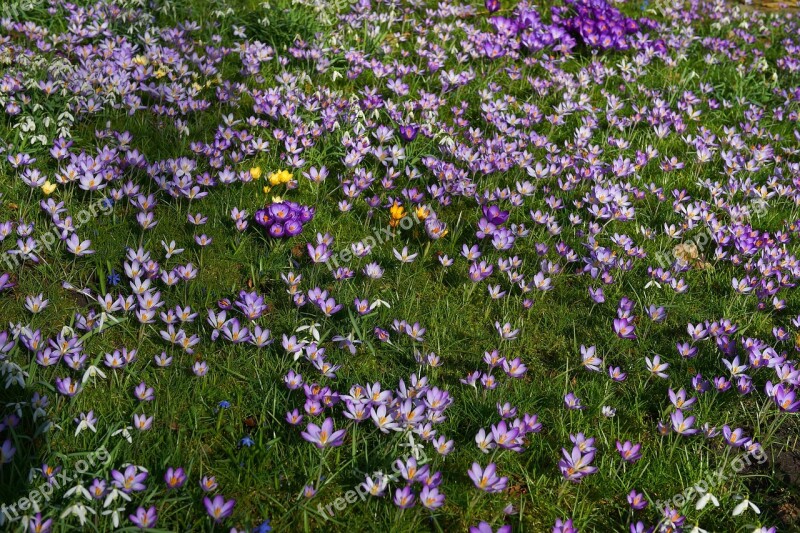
[1,0,800,531]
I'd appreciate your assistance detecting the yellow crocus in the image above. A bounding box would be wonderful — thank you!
[41,181,56,195]
[389,202,406,228]
[268,169,293,186]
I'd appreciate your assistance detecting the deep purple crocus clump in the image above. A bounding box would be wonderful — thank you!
[551,0,657,51]
[254,201,314,238]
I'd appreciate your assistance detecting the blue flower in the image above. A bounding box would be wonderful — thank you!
[107,270,120,287]
[239,435,255,447]
[218,400,231,409]
[254,520,272,532]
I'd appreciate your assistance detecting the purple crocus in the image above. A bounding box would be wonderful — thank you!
[203,494,235,522]
[164,467,186,489]
[670,410,698,436]
[559,446,598,482]
[467,462,508,493]
[398,124,419,142]
[616,440,642,463]
[628,489,648,510]
[111,465,148,493]
[393,486,415,509]
[300,417,346,448]
[553,518,578,533]
[129,506,158,529]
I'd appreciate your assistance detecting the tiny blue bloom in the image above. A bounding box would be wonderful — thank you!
[254,520,272,533]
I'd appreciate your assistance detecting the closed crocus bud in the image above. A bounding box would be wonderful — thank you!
[485,0,500,13]
[398,124,419,142]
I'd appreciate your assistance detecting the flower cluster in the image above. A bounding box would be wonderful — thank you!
[551,0,657,50]
[253,201,315,238]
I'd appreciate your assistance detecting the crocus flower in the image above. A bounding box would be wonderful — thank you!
[129,506,158,529]
[467,462,508,493]
[203,494,235,522]
[470,523,511,533]
[111,465,148,493]
[65,234,94,256]
[420,486,445,509]
[670,410,698,436]
[1,439,16,464]
[616,440,642,463]
[300,417,346,448]
[553,518,578,533]
[393,486,415,509]
[164,467,186,489]
[628,489,648,510]
[559,445,598,482]
[28,513,52,533]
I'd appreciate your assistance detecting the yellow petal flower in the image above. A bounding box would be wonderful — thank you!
[41,181,56,195]
[279,170,293,183]
[390,202,406,221]
[250,167,262,180]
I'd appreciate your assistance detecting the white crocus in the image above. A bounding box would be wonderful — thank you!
[64,482,92,502]
[103,486,131,508]
[82,365,107,385]
[295,322,321,342]
[102,506,126,528]
[732,497,760,516]
[696,491,719,510]
[370,298,391,310]
[398,431,426,461]
[74,416,97,437]
[112,426,133,444]
[60,503,95,526]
